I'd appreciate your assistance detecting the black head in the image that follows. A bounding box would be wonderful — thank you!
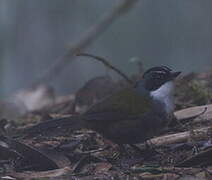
[141,66,181,91]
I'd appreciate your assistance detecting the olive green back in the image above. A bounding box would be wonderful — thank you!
[85,86,151,117]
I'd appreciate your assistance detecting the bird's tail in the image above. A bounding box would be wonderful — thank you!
[23,115,84,136]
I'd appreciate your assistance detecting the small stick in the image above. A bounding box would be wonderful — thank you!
[77,53,133,84]
[146,126,211,147]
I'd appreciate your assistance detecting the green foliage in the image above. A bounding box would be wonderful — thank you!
[188,80,212,105]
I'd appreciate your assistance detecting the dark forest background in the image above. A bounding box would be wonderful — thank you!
[1,0,212,97]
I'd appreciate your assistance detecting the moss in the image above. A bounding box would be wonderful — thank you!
[188,80,212,105]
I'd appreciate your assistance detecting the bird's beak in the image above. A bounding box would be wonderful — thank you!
[171,71,181,79]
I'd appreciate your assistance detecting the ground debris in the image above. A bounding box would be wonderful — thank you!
[1,72,212,179]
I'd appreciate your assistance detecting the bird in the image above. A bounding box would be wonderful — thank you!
[27,66,181,147]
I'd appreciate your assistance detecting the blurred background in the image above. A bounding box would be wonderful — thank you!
[1,0,212,97]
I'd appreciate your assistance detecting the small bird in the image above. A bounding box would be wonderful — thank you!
[28,66,181,147]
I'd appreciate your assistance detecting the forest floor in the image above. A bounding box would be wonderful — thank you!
[1,70,212,180]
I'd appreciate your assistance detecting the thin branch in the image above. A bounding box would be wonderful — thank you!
[76,53,133,84]
[147,126,211,147]
[32,0,138,86]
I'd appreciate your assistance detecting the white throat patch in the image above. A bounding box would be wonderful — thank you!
[150,81,174,114]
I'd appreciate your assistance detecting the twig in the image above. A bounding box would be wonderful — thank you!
[77,53,133,84]
[176,147,212,167]
[146,126,211,147]
[80,146,110,155]
[33,0,138,86]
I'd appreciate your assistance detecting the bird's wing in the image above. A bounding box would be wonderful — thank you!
[84,86,151,121]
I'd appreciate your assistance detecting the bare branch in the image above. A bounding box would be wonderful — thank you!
[77,53,133,84]
[147,126,211,147]
[33,0,138,86]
